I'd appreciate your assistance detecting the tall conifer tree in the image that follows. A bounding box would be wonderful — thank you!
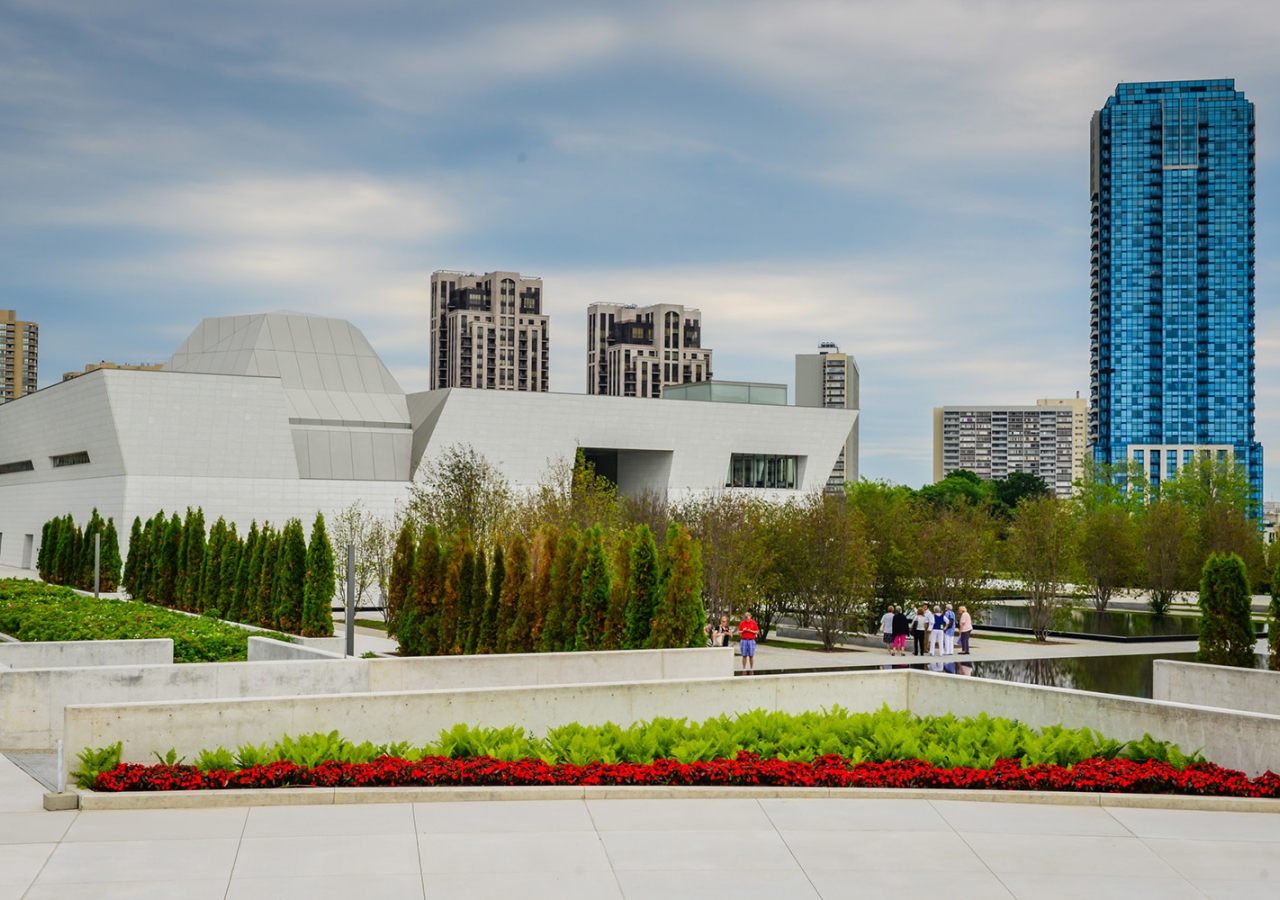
[437,532,468,655]
[232,522,259,622]
[100,518,122,592]
[646,523,705,649]
[575,527,611,651]
[626,525,660,649]
[604,530,633,650]
[478,544,504,654]
[387,521,416,635]
[123,516,143,597]
[274,519,307,633]
[302,512,336,637]
[498,535,530,654]
[539,526,580,653]
[402,525,442,655]
[218,525,241,619]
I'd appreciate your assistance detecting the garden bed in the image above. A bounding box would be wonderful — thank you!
[73,707,1280,799]
[0,579,291,663]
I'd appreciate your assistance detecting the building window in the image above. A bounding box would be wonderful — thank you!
[51,451,91,468]
[726,453,798,490]
[0,459,34,475]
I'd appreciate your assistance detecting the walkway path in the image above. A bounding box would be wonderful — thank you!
[0,756,1275,899]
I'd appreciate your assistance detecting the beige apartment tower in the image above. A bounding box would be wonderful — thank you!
[1036,396,1089,486]
[1,310,38,403]
[63,361,165,381]
[796,342,859,489]
[430,271,549,392]
[932,401,1084,499]
[587,303,712,398]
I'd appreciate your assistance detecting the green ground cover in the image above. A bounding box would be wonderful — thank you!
[75,706,1201,785]
[0,579,291,663]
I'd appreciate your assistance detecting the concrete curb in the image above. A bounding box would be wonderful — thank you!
[71,784,1280,814]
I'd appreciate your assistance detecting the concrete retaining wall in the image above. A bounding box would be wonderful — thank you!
[4,647,731,752]
[1154,660,1280,716]
[3,658,367,752]
[0,639,172,669]
[60,668,1280,787]
[907,670,1280,778]
[247,636,344,662]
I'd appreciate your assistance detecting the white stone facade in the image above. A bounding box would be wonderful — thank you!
[0,312,857,568]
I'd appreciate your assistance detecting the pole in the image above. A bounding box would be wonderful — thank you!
[94,533,101,599]
[345,543,355,658]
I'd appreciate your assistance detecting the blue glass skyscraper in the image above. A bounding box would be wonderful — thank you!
[1090,80,1261,498]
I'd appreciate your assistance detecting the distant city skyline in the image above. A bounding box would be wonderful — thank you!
[2,3,1277,492]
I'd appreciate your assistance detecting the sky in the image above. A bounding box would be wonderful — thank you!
[3,0,1279,493]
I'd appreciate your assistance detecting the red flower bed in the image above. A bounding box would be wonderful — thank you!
[92,754,1280,798]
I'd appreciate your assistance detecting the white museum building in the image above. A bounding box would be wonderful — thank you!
[0,313,857,569]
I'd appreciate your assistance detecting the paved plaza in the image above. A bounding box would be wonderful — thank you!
[1,756,1277,899]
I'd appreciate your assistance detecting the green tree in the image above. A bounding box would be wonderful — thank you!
[435,533,466,655]
[80,508,105,590]
[476,544,504,654]
[498,534,531,654]
[540,526,581,652]
[253,525,277,627]
[387,521,416,636]
[991,472,1051,517]
[453,543,476,654]
[1139,498,1194,614]
[122,516,144,597]
[401,524,442,656]
[408,444,513,543]
[275,519,308,633]
[1165,454,1265,587]
[463,545,487,654]
[100,518,122,592]
[603,529,633,650]
[230,522,257,622]
[625,525,660,649]
[917,469,991,509]
[1006,496,1076,641]
[200,518,227,612]
[302,512,336,637]
[37,519,52,581]
[915,501,994,622]
[646,523,704,649]
[845,480,919,610]
[575,527,611,651]
[218,525,241,619]
[156,513,182,606]
[1072,460,1140,611]
[1197,553,1256,668]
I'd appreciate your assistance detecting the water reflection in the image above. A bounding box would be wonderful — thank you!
[912,651,1223,698]
[983,605,1200,639]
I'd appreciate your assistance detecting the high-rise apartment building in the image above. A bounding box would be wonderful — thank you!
[1091,80,1261,497]
[796,343,859,488]
[1037,396,1089,486]
[0,310,38,403]
[429,271,549,392]
[586,303,712,398]
[933,405,1077,499]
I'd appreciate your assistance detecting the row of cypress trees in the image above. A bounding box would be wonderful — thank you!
[37,509,123,591]
[387,521,704,656]
[120,508,336,637]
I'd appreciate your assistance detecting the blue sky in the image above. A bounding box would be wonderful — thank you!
[3,1,1278,493]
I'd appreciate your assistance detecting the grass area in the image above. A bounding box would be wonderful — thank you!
[0,579,291,663]
[352,618,388,632]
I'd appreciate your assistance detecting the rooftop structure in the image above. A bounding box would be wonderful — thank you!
[63,361,165,381]
[662,380,786,406]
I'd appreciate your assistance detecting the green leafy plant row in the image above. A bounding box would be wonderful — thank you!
[0,580,291,663]
[75,706,1203,788]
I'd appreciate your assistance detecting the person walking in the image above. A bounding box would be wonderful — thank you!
[891,606,910,656]
[943,604,957,656]
[957,606,973,655]
[736,612,759,674]
[929,607,945,656]
[880,606,895,655]
[911,605,928,656]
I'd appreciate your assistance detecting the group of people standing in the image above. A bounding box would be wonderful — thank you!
[880,604,972,657]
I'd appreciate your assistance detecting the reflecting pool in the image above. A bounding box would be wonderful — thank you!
[982,605,1201,639]
[914,651,1266,699]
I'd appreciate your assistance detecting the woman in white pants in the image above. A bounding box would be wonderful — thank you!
[929,607,945,655]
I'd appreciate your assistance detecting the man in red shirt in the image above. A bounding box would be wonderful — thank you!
[736,612,759,674]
